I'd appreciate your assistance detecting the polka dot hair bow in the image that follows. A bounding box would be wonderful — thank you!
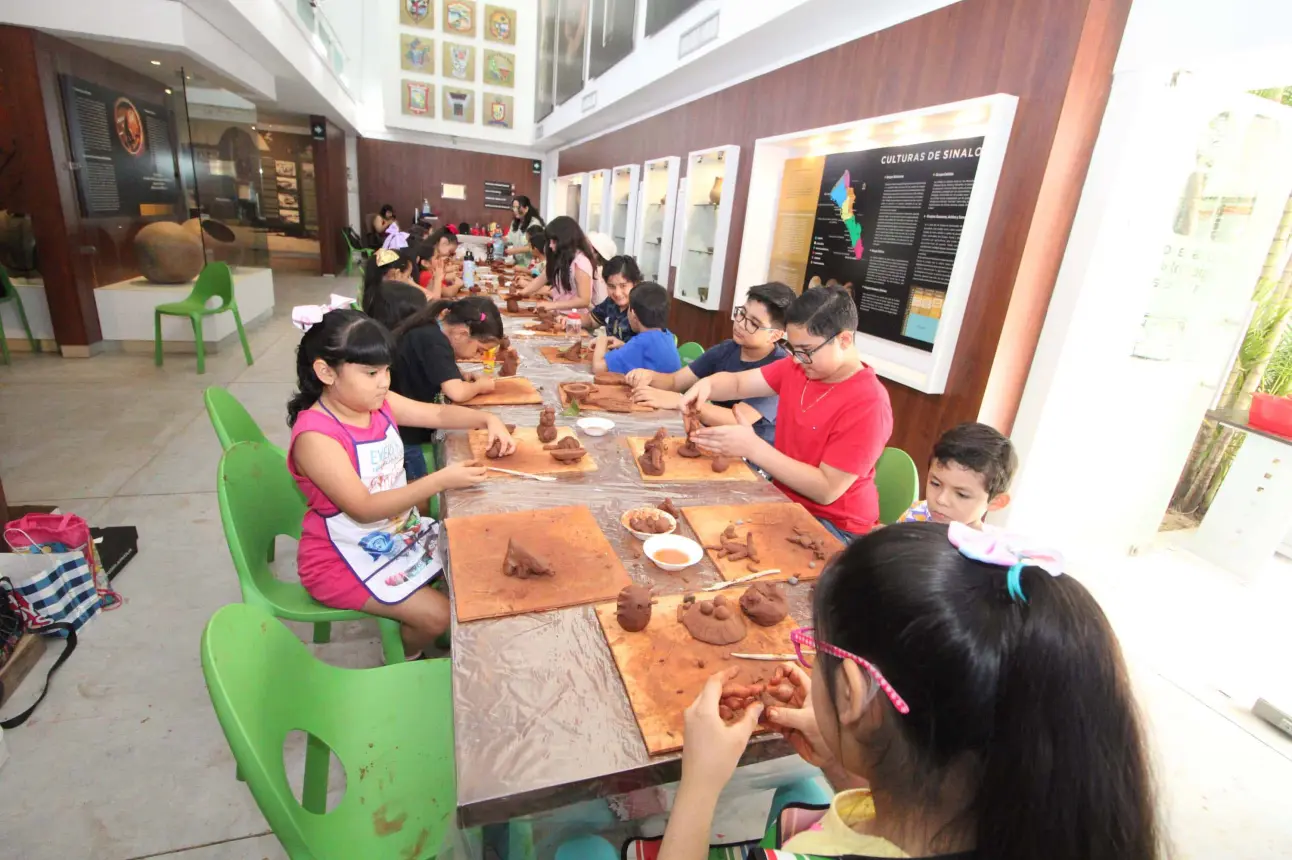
[946,522,1064,603]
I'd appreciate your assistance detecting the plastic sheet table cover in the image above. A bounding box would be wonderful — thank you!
[442,313,817,828]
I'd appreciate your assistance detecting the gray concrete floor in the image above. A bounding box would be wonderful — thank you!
[0,273,1289,859]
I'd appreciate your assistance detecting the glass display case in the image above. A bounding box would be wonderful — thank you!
[635,156,681,283]
[675,145,740,310]
[586,168,611,234]
[550,172,589,223]
[610,163,640,258]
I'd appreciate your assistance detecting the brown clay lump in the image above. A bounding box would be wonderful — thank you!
[638,427,668,476]
[786,526,828,560]
[499,347,520,377]
[485,437,509,459]
[680,593,747,645]
[561,381,593,403]
[594,371,628,386]
[536,407,558,443]
[546,436,588,463]
[506,297,521,313]
[558,339,588,360]
[616,584,654,632]
[628,510,671,534]
[706,524,760,563]
[658,498,681,518]
[739,582,789,627]
[504,539,555,579]
[711,456,731,472]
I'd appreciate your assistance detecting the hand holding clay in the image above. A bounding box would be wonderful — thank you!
[764,664,834,769]
[605,337,625,350]
[435,459,489,490]
[484,416,516,457]
[677,377,712,414]
[681,668,764,799]
[633,386,681,409]
[626,368,654,388]
[690,422,759,460]
[475,376,497,394]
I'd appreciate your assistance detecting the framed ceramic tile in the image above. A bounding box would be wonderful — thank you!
[441,41,476,81]
[400,0,435,29]
[483,49,516,88]
[401,34,435,73]
[442,87,476,123]
[402,80,435,116]
[442,0,477,37]
[483,92,514,128]
[484,5,517,44]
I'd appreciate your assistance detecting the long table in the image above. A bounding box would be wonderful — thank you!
[439,311,816,829]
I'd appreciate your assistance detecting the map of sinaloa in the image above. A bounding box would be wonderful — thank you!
[829,170,864,260]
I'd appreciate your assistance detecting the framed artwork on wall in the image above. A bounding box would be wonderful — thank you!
[402,80,435,116]
[401,35,435,73]
[442,42,476,81]
[535,0,558,121]
[555,0,587,107]
[443,0,478,37]
[484,5,517,44]
[442,87,476,123]
[400,0,435,29]
[588,0,635,79]
[484,92,515,128]
[483,49,516,87]
[644,0,700,36]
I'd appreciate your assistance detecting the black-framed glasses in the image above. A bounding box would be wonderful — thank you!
[733,306,780,334]
[787,332,839,365]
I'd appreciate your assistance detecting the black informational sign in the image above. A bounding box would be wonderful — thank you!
[484,180,514,210]
[804,137,983,353]
[59,75,179,218]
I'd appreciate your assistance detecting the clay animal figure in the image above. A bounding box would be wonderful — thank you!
[546,436,587,463]
[615,584,654,632]
[558,340,588,360]
[503,538,556,579]
[786,526,828,560]
[739,582,788,627]
[638,427,668,476]
[536,407,558,443]
[499,348,520,377]
[677,403,706,457]
[531,309,565,334]
[678,593,746,645]
[628,510,671,534]
[658,498,681,518]
[706,524,760,563]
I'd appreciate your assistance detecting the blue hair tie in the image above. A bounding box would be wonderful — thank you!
[1006,560,1029,603]
[946,522,1065,606]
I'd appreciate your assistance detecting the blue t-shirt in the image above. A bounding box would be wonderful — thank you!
[687,340,786,444]
[605,329,681,374]
[591,297,633,344]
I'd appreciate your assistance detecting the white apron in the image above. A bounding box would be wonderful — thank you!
[320,405,442,604]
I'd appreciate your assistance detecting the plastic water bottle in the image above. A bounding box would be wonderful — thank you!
[493,232,505,260]
[463,249,476,290]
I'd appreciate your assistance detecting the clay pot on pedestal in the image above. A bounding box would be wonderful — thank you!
[134,221,204,284]
[708,177,723,206]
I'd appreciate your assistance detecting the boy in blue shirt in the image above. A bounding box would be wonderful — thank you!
[628,281,795,444]
[594,281,681,375]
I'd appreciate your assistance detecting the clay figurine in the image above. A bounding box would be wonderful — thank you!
[706,524,760,563]
[561,381,593,403]
[711,456,731,472]
[638,427,668,476]
[536,407,558,443]
[615,584,654,632]
[786,526,828,560]
[499,348,520,377]
[677,403,705,457]
[739,582,788,627]
[503,538,556,579]
[558,340,588,361]
[506,297,521,313]
[658,498,681,518]
[499,336,511,351]
[594,371,628,386]
[546,436,588,463]
[679,593,747,645]
[628,510,671,534]
[719,665,805,724]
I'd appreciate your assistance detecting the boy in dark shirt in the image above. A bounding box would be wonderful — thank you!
[628,282,795,444]
[583,255,639,345]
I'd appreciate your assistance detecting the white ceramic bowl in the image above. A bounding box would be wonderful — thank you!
[642,534,704,572]
[620,508,678,541]
[577,416,616,436]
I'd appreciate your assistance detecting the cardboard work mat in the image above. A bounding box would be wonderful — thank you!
[540,344,592,365]
[625,437,761,482]
[446,506,631,622]
[462,376,542,407]
[594,590,799,755]
[681,502,843,583]
[559,382,655,414]
[466,426,597,477]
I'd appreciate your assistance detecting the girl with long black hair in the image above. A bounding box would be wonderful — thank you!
[360,248,416,315]
[515,215,606,311]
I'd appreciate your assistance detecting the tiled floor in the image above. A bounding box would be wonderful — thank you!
[0,273,1289,858]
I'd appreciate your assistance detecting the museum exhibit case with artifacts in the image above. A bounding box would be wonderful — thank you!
[586,168,611,234]
[549,172,590,223]
[610,163,641,260]
[635,156,681,284]
[732,94,1018,394]
[674,145,739,310]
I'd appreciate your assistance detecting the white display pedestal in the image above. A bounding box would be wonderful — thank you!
[2,276,56,350]
[94,267,275,353]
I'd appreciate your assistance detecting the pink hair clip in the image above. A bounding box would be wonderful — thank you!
[480,312,486,321]
[947,522,1063,602]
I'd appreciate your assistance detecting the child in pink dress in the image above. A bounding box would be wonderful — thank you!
[287,309,514,657]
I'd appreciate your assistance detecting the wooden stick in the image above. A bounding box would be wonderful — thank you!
[702,568,781,591]
[485,466,558,482]
[730,653,797,661]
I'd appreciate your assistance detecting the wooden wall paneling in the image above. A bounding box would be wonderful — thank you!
[557,0,1132,474]
[313,118,349,275]
[356,138,542,234]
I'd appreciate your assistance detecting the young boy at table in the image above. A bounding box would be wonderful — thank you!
[582,255,640,345]
[628,281,795,445]
[682,286,891,542]
[592,281,681,376]
[900,422,1016,530]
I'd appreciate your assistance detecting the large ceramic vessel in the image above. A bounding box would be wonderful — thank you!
[134,221,203,284]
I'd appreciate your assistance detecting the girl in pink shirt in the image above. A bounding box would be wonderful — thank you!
[515,215,607,310]
[287,309,515,657]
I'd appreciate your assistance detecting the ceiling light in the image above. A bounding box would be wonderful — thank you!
[251,125,257,130]
[150,60,162,66]
[164,88,172,94]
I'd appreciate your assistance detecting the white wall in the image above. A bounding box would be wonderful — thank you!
[345,132,361,232]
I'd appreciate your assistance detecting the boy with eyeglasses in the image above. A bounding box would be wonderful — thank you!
[680,286,892,542]
[627,281,795,444]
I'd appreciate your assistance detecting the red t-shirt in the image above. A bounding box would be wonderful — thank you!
[760,357,893,534]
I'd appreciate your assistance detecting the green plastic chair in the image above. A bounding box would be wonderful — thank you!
[201,603,455,858]
[677,341,704,367]
[0,264,39,364]
[154,262,253,375]
[875,447,920,525]
[204,386,281,454]
[217,441,405,666]
[343,228,372,277]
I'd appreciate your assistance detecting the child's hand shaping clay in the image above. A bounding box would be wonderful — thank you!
[680,668,763,798]
[764,663,833,769]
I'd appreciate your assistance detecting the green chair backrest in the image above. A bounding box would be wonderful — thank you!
[201,603,456,860]
[875,447,920,525]
[678,341,704,366]
[205,387,271,451]
[191,261,235,308]
[0,263,15,300]
[218,442,305,610]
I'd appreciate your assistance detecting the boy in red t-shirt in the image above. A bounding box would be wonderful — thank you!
[683,285,892,540]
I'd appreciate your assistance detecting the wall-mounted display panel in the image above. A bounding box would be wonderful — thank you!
[675,145,739,310]
[732,94,1018,394]
[586,167,611,234]
[635,155,680,283]
[549,171,590,222]
[610,163,640,259]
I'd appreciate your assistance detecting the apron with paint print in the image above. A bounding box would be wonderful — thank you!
[319,405,442,604]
